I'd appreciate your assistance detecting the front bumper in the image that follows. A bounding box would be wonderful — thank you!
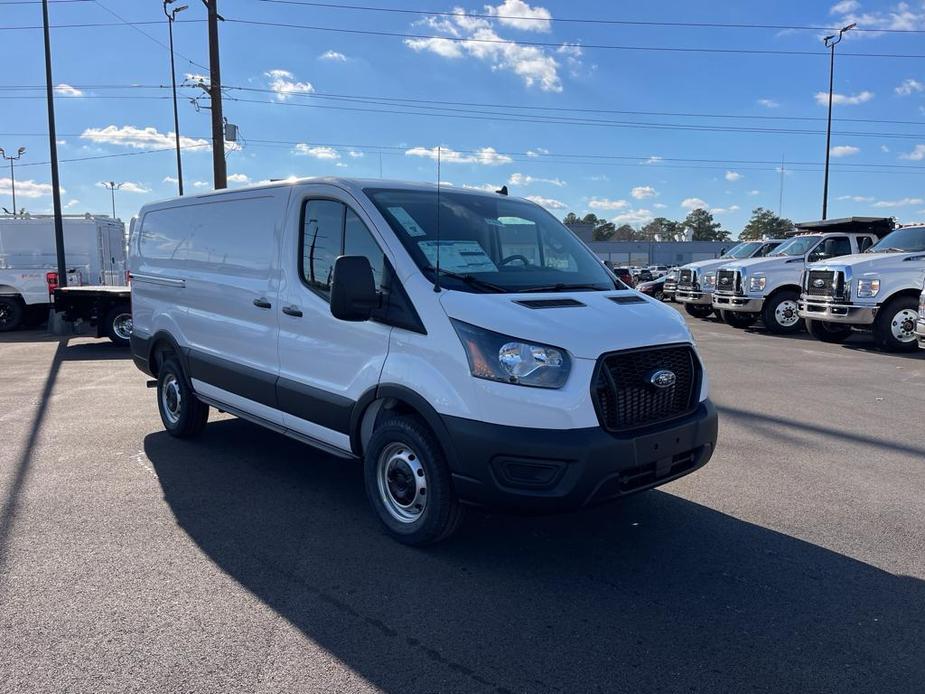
[675,288,712,306]
[712,293,764,313]
[442,400,718,512]
[798,298,877,325]
[917,318,925,349]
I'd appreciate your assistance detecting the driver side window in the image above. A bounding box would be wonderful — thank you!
[808,236,850,262]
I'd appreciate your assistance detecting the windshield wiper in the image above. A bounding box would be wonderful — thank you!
[519,283,609,293]
[426,267,507,293]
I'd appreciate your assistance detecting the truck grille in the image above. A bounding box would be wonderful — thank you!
[715,269,739,294]
[592,345,700,432]
[805,269,844,298]
[678,269,696,287]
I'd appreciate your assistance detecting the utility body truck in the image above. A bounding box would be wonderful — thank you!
[711,218,892,332]
[0,215,130,342]
[798,224,925,352]
[674,239,784,319]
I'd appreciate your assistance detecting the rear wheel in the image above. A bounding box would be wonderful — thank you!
[157,358,209,438]
[0,297,24,332]
[873,296,919,352]
[684,304,713,319]
[104,304,132,346]
[806,319,852,343]
[364,415,464,545]
[762,291,803,334]
[721,310,757,328]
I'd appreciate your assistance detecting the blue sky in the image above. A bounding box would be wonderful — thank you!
[2,0,925,235]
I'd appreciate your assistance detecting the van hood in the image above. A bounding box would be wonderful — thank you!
[439,290,692,360]
[682,257,734,273]
[719,255,800,272]
[809,251,925,273]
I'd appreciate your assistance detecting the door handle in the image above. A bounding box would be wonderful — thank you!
[253,297,272,309]
[282,305,303,317]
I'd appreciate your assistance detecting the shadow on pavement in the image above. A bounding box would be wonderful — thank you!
[146,418,923,693]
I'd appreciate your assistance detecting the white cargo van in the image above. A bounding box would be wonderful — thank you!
[129,178,717,544]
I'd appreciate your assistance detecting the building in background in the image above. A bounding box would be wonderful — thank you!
[588,240,730,267]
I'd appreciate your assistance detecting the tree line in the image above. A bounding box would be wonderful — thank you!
[562,207,793,242]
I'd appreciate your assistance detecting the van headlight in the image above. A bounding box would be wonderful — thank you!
[702,272,716,289]
[749,274,767,292]
[856,278,880,298]
[451,319,571,389]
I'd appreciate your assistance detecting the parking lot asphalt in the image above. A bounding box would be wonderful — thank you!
[1,309,924,693]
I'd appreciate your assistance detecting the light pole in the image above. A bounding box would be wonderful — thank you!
[0,146,26,216]
[164,0,188,196]
[821,22,855,220]
[102,181,122,219]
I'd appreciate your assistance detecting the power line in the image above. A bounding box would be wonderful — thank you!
[255,0,925,35]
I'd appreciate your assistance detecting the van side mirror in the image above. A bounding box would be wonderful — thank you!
[330,255,379,321]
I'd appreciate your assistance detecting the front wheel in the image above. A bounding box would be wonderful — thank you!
[684,304,713,319]
[806,319,852,343]
[104,304,133,346]
[762,291,803,334]
[0,297,24,332]
[721,310,757,328]
[364,415,465,546]
[873,296,919,352]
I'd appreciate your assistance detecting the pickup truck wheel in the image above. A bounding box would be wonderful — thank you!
[762,291,803,334]
[721,310,757,328]
[806,319,852,343]
[873,296,919,352]
[104,304,133,346]
[0,297,24,332]
[684,304,713,319]
[365,415,464,546]
[157,358,209,438]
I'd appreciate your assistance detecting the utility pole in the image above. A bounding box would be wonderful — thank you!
[0,147,25,216]
[102,181,122,219]
[41,0,67,292]
[821,22,855,220]
[164,0,188,196]
[203,0,226,189]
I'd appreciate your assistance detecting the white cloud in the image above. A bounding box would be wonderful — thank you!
[227,173,251,184]
[508,172,565,186]
[837,195,874,202]
[63,199,80,209]
[814,90,874,106]
[192,181,209,188]
[184,72,209,85]
[588,197,628,210]
[163,176,179,184]
[757,98,779,108]
[724,171,743,182]
[831,1,925,31]
[294,144,341,160]
[830,145,860,157]
[348,150,365,158]
[643,156,662,165]
[525,195,566,209]
[871,197,924,208]
[265,69,314,100]
[747,190,760,196]
[80,125,209,151]
[881,145,890,153]
[319,50,348,61]
[405,145,513,165]
[0,178,58,198]
[895,78,924,96]
[405,36,464,58]
[710,205,740,215]
[55,83,83,97]
[681,197,708,210]
[610,208,654,225]
[830,0,860,13]
[899,144,925,161]
[96,181,150,194]
[461,183,500,192]
[526,147,549,157]
[652,202,667,209]
[631,185,657,199]
[486,0,552,32]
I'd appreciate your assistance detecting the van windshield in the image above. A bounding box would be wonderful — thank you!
[866,226,925,253]
[365,188,619,293]
[768,236,821,257]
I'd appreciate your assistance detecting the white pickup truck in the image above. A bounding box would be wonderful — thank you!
[798,225,925,352]
[711,218,892,332]
[674,239,784,319]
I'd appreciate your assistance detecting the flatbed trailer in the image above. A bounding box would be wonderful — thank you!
[53,285,132,346]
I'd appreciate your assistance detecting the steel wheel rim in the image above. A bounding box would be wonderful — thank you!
[775,300,800,327]
[161,374,182,425]
[0,304,9,327]
[890,308,917,342]
[376,442,427,524]
[113,313,133,340]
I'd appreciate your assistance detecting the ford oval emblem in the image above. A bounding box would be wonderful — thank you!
[720,277,730,284]
[649,370,677,389]
[812,278,826,288]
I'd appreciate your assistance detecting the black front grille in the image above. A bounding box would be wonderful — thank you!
[679,269,695,286]
[593,345,699,431]
[716,269,739,294]
[805,270,843,298]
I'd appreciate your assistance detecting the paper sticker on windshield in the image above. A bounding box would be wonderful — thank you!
[388,206,427,237]
[418,240,498,273]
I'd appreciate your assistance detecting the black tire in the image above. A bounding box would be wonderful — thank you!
[653,289,664,301]
[873,295,919,353]
[156,357,209,438]
[0,296,24,332]
[761,290,803,334]
[103,304,133,347]
[364,415,465,546]
[721,310,757,328]
[806,319,852,344]
[684,303,713,319]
